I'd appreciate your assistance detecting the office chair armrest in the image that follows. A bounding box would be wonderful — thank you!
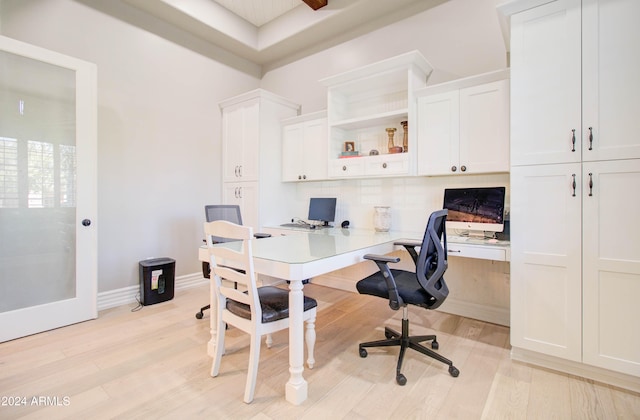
[254,233,271,239]
[363,254,400,264]
[363,254,404,310]
[394,240,420,266]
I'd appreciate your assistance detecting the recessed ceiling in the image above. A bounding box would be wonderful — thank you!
[213,0,301,27]
[118,0,448,74]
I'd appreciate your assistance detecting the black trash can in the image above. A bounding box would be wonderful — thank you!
[139,257,175,305]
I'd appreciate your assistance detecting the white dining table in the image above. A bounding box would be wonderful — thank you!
[199,227,419,405]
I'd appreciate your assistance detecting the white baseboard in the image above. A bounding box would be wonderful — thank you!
[97,272,208,311]
[511,346,640,394]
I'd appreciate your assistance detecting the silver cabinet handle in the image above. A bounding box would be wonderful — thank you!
[451,166,457,172]
[461,165,467,172]
[382,163,387,169]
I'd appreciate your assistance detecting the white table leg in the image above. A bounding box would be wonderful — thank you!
[285,279,307,405]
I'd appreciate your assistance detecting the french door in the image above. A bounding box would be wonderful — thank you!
[0,36,97,342]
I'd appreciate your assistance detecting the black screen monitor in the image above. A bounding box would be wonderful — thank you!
[308,197,337,227]
[442,187,506,234]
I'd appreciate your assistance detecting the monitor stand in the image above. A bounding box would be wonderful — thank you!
[467,230,494,239]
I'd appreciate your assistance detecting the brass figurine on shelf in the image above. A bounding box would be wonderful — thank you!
[401,120,408,152]
[386,127,402,154]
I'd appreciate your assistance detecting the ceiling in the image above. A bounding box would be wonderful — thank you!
[212,0,302,27]
[117,0,449,73]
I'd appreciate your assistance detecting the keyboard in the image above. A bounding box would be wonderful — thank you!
[280,223,306,228]
[280,223,315,229]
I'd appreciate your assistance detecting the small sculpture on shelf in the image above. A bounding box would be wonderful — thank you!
[386,127,402,154]
[401,120,408,152]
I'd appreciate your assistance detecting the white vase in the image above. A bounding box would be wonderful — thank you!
[373,206,391,232]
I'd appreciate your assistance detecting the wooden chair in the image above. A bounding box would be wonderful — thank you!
[204,220,317,403]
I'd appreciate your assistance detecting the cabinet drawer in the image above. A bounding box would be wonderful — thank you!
[365,154,408,176]
[329,158,365,178]
[447,243,508,261]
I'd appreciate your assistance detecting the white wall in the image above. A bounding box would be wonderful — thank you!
[0,0,260,292]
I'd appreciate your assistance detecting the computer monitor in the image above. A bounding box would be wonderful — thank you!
[308,197,337,227]
[442,187,505,236]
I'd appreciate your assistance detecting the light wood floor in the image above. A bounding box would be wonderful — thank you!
[1,283,639,419]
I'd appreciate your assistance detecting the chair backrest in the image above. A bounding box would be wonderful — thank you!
[205,205,243,243]
[204,220,262,322]
[415,209,449,309]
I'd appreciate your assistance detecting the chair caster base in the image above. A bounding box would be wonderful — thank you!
[396,373,407,386]
[359,347,367,358]
[449,365,460,377]
[195,312,204,319]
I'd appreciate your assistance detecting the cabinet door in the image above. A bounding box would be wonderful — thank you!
[222,104,245,182]
[282,123,304,181]
[303,117,328,181]
[582,0,640,161]
[417,91,459,175]
[510,0,582,166]
[222,182,259,230]
[282,118,328,182]
[459,79,510,174]
[510,164,582,361]
[222,101,259,182]
[582,159,640,375]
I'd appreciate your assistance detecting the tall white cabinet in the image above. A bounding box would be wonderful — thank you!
[502,0,640,389]
[219,89,300,229]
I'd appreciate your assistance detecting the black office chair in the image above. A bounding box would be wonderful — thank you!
[196,205,270,319]
[356,209,459,385]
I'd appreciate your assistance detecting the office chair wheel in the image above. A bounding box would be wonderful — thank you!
[431,340,439,350]
[449,365,460,377]
[359,347,368,358]
[195,311,204,319]
[396,374,407,386]
[385,331,394,339]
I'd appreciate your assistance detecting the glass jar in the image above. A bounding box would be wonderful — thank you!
[373,206,391,232]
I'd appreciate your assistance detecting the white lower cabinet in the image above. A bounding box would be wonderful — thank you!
[582,159,640,375]
[510,164,583,362]
[222,182,259,230]
[511,159,640,376]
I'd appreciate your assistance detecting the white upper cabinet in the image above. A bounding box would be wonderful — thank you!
[582,0,640,161]
[221,99,260,182]
[320,51,433,179]
[510,0,640,166]
[417,70,510,176]
[282,111,328,182]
